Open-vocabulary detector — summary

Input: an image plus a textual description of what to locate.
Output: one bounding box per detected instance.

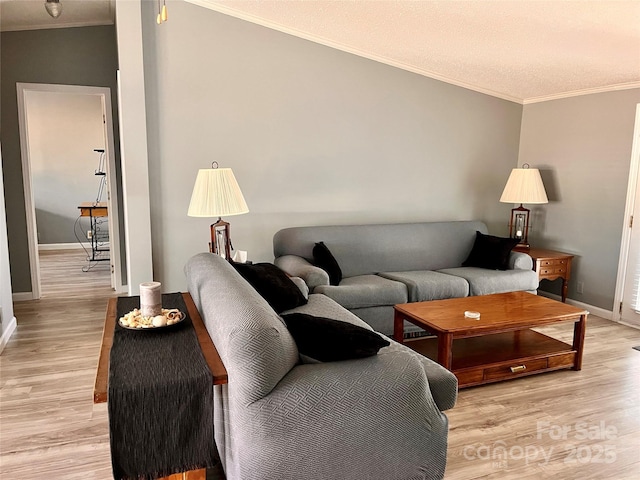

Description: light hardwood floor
[1,250,114,479]
[1,250,639,479]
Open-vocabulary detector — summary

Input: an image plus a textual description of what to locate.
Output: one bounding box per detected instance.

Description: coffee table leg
[437,333,453,370]
[572,314,587,371]
[393,310,404,343]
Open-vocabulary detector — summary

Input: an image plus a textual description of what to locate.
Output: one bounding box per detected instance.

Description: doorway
[16,83,123,299]
[615,103,640,328]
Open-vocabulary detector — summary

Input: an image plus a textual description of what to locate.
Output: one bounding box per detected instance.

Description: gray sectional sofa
[274,221,539,336]
[185,252,458,480]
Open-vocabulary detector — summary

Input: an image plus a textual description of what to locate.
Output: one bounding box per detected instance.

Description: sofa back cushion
[185,253,299,404]
[273,221,489,278]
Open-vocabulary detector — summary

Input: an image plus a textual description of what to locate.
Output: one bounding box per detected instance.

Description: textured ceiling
[1,0,638,103]
[190,0,640,103]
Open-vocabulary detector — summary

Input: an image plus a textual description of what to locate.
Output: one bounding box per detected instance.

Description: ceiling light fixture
[44,0,63,19]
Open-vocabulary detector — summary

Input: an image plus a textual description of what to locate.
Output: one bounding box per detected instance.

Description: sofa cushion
[281,313,390,362]
[232,262,307,313]
[378,270,469,302]
[283,293,374,331]
[314,274,408,309]
[462,231,519,270]
[313,241,342,286]
[438,267,539,296]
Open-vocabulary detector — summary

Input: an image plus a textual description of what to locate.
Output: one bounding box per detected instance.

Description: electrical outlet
[576,281,584,294]
[87,230,93,239]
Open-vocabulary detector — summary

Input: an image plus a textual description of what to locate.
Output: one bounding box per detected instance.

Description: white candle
[516,230,523,237]
[140,282,162,317]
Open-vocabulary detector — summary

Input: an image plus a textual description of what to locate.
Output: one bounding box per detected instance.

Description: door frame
[613,103,640,322]
[16,82,123,298]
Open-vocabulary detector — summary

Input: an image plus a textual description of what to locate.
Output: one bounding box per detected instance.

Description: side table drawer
[484,358,548,381]
[539,266,567,276]
[540,259,568,267]
[538,258,569,278]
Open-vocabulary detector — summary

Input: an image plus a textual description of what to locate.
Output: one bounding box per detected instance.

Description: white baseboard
[38,242,90,251]
[611,318,640,331]
[537,291,614,320]
[12,292,33,302]
[0,316,17,354]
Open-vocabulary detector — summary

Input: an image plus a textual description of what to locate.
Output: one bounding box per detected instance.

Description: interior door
[621,212,640,327]
[100,95,116,290]
[620,105,640,327]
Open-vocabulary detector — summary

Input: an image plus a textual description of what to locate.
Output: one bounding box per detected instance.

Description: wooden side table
[516,247,574,302]
[94,292,227,480]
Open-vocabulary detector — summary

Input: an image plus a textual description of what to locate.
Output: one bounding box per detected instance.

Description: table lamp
[187,162,249,260]
[499,163,548,248]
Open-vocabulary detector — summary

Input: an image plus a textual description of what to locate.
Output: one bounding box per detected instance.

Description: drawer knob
[510,365,527,373]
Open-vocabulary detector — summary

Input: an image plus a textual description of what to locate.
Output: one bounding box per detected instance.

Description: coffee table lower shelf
[407,329,577,388]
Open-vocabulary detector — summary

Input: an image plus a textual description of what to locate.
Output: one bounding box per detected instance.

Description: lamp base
[508,204,531,247]
[209,218,233,261]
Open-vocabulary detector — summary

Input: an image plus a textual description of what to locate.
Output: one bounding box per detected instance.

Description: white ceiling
[2,0,639,104]
[0,0,114,32]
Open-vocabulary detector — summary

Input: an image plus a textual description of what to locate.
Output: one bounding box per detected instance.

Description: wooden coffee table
[394,291,588,388]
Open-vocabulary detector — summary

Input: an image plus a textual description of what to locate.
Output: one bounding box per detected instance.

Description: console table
[94,292,227,480]
[516,247,574,302]
[78,201,109,262]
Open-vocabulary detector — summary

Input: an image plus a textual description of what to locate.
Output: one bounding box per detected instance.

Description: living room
[2,1,639,314]
[1,1,640,479]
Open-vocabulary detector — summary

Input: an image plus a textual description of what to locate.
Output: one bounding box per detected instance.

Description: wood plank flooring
[38,248,112,298]
[1,250,639,479]
[1,250,115,479]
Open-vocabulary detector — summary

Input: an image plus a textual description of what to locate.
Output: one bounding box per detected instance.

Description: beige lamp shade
[500,167,548,204]
[187,167,249,217]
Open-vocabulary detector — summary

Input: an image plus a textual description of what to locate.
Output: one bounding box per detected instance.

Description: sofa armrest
[378,336,458,411]
[508,251,533,270]
[274,255,329,289]
[242,351,450,479]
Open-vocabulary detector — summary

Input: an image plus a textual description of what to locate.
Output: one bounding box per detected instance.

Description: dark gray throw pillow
[232,262,307,313]
[462,231,519,270]
[281,313,390,362]
[313,241,342,286]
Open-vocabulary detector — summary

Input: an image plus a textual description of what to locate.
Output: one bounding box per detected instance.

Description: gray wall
[26,91,106,244]
[519,89,640,310]
[141,2,523,292]
[0,25,123,293]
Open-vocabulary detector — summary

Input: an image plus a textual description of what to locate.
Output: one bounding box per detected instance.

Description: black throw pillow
[462,231,519,270]
[281,313,390,362]
[232,262,307,313]
[313,241,342,286]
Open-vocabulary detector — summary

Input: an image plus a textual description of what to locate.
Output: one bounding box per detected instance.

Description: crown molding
[523,82,640,104]
[185,0,524,104]
[0,20,114,33]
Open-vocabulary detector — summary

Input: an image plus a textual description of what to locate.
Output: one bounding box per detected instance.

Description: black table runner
[108,293,218,480]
